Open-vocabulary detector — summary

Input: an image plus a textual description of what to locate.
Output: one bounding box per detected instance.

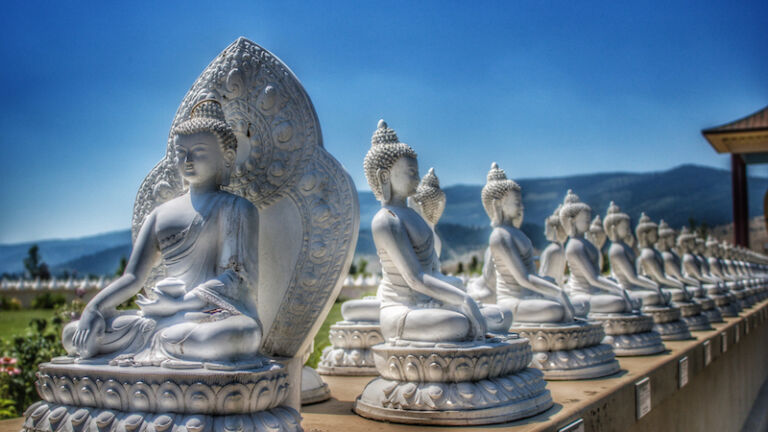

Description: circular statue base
[588,313,665,356]
[23,361,300,432]
[675,301,711,331]
[317,322,383,376]
[22,401,301,432]
[301,366,331,405]
[701,307,724,323]
[353,336,553,425]
[512,321,620,380]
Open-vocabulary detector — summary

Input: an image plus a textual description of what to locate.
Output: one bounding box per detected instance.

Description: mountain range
[2,164,766,275]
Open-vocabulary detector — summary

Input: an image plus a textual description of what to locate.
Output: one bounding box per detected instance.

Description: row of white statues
[323,119,767,425]
[21,39,768,431]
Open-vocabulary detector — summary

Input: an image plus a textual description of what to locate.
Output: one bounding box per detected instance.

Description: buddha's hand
[559,290,577,321]
[137,288,181,318]
[73,307,105,357]
[461,296,487,341]
[621,289,637,311]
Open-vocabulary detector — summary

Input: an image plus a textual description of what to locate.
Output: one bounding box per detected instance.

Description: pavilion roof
[702,105,768,154]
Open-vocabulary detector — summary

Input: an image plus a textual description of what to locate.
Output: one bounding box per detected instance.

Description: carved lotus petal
[128,381,156,412]
[184,415,208,432]
[54,375,77,405]
[70,408,90,426]
[404,355,422,381]
[100,379,127,411]
[456,382,475,400]
[95,410,116,428]
[254,410,282,430]
[29,404,49,421]
[36,374,55,402]
[216,383,250,414]
[77,377,98,407]
[157,382,183,413]
[124,414,145,432]
[153,414,175,432]
[48,406,68,425]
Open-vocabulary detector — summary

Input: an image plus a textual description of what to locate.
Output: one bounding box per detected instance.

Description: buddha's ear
[377,168,391,203]
[223,148,236,168]
[492,199,504,225]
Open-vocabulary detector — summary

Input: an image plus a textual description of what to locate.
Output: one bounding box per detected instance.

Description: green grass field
[0,309,56,341]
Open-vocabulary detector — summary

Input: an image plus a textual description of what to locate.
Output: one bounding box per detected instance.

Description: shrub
[0,296,21,311]
[31,292,66,309]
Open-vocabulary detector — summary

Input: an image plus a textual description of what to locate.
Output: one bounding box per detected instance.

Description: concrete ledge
[1,299,767,432]
[301,299,768,432]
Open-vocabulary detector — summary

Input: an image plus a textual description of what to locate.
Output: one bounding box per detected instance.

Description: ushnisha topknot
[546,204,563,229]
[676,226,696,247]
[363,119,418,201]
[589,215,603,233]
[481,162,522,221]
[635,212,658,237]
[602,201,630,234]
[658,219,674,238]
[559,189,590,221]
[412,167,446,225]
[172,99,238,153]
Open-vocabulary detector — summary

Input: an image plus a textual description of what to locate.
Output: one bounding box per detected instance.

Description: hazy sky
[1,1,766,243]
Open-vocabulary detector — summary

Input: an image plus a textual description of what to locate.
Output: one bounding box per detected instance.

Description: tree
[457,262,464,274]
[358,258,368,276]
[349,261,358,276]
[115,256,128,276]
[23,245,50,280]
[469,255,479,273]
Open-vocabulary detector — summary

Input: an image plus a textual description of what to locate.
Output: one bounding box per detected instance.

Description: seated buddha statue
[559,191,635,315]
[604,203,669,307]
[62,100,262,367]
[364,120,507,343]
[408,167,446,258]
[482,163,575,323]
[678,228,723,293]
[539,205,568,286]
[635,213,691,302]
[585,215,607,272]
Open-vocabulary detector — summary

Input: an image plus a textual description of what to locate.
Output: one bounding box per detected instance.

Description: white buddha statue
[560,191,664,356]
[539,205,568,286]
[63,100,263,367]
[605,204,690,340]
[560,194,635,316]
[635,214,710,332]
[604,204,668,307]
[408,167,446,257]
[585,215,607,272]
[677,228,740,317]
[354,121,552,425]
[363,120,507,342]
[479,166,618,380]
[482,163,575,323]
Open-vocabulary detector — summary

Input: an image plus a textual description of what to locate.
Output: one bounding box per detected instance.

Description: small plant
[31,292,67,309]
[0,296,21,311]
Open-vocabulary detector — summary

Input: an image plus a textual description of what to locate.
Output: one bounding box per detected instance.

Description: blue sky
[1,1,766,243]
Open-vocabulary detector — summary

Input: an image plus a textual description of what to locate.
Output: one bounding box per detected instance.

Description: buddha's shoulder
[371,207,408,231]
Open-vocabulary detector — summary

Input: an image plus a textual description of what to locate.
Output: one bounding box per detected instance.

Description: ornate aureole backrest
[131,38,359,358]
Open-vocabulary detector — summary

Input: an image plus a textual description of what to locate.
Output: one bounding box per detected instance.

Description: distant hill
[2,164,765,275]
[0,230,131,275]
[52,244,132,277]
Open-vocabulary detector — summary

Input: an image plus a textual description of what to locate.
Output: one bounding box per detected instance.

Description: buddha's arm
[572,244,626,296]
[645,258,684,288]
[666,257,701,286]
[611,250,658,290]
[372,213,466,305]
[89,212,161,313]
[490,232,561,299]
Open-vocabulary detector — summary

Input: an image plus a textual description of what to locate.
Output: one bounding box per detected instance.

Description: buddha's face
[388,156,420,199]
[174,132,228,187]
[573,209,591,235]
[501,190,524,227]
[545,219,557,241]
[615,219,630,240]
[646,228,658,245]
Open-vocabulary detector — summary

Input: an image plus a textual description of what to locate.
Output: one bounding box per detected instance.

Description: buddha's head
[559,189,591,237]
[676,227,696,253]
[172,99,237,189]
[705,235,719,257]
[545,205,567,243]
[410,168,446,226]
[602,201,631,243]
[364,120,418,204]
[586,215,607,249]
[657,220,674,251]
[482,162,523,227]
[635,213,659,248]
